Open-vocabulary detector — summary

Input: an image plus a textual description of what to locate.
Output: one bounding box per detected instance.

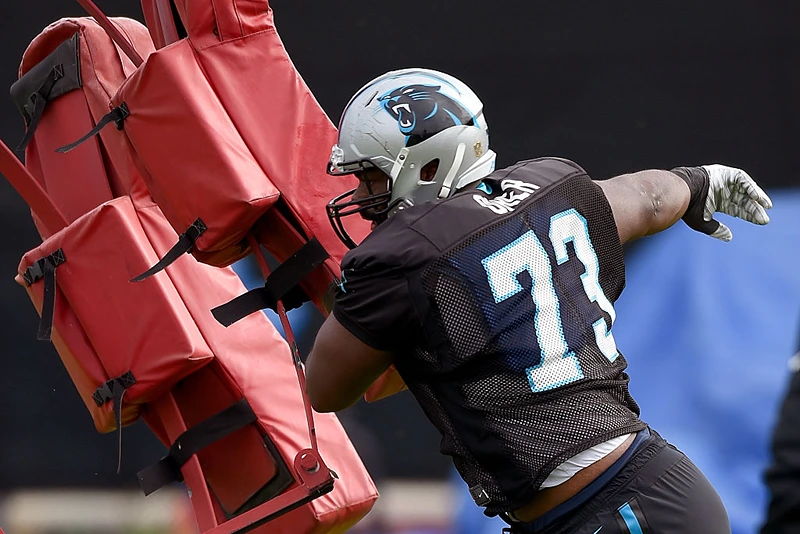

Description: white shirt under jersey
[540,433,633,488]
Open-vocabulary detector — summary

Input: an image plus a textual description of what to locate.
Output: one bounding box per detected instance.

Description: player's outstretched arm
[596,165,772,245]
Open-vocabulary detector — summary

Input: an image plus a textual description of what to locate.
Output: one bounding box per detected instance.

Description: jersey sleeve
[332,220,431,351]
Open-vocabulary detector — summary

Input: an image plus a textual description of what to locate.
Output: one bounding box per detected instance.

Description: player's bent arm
[306,314,395,413]
[595,170,690,245]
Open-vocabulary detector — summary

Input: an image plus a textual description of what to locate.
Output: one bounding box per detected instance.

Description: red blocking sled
[5,7,377,533]
[131,0,406,401]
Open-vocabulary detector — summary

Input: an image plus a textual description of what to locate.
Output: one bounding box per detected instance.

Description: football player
[306,68,772,533]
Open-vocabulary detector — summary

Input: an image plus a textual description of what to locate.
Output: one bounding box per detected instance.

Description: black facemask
[326,183,395,249]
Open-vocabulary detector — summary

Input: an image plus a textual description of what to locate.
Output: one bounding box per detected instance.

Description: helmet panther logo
[378,84,476,146]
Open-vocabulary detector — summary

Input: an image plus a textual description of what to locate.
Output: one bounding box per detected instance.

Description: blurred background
[0,1,798,533]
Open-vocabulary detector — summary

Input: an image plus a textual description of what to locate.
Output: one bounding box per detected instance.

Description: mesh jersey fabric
[333,157,645,514]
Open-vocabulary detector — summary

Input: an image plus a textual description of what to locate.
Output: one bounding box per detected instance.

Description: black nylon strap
[15,67,62,153]
[22,249,66,342]
[114,386,128,474]
[11,33,82,152]
[55,102,129,154]
[92,371,137,406]
[130,219,207,282]
[91,371,137,474]
[211,238,328,327]
[23,248,66,286]
[22,260,44,287]
[37,256,58,341]
[137,399,257,496]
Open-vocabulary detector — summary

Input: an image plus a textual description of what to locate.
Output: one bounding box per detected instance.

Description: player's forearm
[632,169,690,236]
[598,169,690,243]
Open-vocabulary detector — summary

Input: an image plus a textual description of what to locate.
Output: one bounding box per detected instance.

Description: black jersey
[333,157,645,514]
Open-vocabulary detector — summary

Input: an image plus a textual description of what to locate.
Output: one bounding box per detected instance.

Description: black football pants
[503,430,730,534]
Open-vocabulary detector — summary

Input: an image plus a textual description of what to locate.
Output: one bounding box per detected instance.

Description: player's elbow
[305,369,350,413]
[311,394,355,414]
[305,372,335,413]
[310,398,338,414]
[306,384,336,413]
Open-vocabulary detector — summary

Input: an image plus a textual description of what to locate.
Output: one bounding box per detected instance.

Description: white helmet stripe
[390,147,410,180]
[454,150,498,190]
[438,143,466,198]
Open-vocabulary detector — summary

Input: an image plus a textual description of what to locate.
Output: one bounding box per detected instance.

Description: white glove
[699,164,772,242]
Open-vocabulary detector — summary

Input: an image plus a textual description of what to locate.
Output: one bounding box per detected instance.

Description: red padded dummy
[7,13,378,533]
[114,0,369,292]
[131,0,404,399]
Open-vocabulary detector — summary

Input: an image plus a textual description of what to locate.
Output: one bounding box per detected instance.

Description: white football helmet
[327,68,497,248]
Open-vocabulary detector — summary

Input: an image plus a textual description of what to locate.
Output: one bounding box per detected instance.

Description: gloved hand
[672,164,773,241]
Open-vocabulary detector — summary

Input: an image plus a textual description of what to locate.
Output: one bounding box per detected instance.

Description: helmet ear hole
[421,159,440,182]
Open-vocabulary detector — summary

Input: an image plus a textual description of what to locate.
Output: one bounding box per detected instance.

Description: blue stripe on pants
[618,503,644,534]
